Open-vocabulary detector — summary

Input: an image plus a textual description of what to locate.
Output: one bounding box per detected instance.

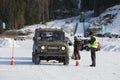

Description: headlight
[41,46,45,50]
[61,46,65,50]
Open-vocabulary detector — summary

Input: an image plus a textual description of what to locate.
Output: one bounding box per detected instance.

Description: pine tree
[24,0,36,25]
[0,0,3,33]
[15,0,25,29]
[7,0,16,29]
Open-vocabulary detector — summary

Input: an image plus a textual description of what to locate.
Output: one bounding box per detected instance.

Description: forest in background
[81,0,120,16]
[0,0,120,33]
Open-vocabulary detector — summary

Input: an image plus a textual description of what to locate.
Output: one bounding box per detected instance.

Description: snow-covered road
[0,39,120,80]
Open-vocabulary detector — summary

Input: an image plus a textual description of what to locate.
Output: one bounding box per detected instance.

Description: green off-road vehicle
[32,28,69,65]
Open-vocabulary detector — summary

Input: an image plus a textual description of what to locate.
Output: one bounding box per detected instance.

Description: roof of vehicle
[36,28,64,32]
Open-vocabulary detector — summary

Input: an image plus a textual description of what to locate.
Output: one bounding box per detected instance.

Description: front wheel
[34,54,40,65]
[63,56,69,65]
[32,52,35,62]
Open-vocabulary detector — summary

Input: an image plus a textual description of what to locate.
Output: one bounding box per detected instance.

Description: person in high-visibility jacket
[88,32,98,67]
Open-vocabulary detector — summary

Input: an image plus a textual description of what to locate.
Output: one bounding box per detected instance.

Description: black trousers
[90,48,96,65]
[74,50,80,60]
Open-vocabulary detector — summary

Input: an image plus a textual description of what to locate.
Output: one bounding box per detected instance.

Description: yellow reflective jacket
[88,36,98,48]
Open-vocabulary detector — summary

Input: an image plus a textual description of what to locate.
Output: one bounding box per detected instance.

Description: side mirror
[68,42,72,46]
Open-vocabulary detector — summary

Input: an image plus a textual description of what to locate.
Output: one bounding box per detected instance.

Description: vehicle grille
[47,46,60,52]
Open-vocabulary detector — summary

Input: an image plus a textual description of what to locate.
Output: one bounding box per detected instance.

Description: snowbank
[0,38,19,48]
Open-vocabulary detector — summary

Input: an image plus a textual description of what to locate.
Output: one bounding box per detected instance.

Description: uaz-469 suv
[32,28,69,65]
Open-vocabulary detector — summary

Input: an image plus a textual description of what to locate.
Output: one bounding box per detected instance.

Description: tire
[32,52,35,62]
[34,54,40,65]
[35,55,40,65]
[63,56,69,65]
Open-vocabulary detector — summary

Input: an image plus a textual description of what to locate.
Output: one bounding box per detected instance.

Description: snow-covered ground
[0,38,120,80]
[0,5,120,80]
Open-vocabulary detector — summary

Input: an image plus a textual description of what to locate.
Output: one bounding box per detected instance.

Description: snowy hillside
[88,5,120,34]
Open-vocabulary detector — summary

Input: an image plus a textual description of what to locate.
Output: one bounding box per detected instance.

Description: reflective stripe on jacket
[88,36,98,48]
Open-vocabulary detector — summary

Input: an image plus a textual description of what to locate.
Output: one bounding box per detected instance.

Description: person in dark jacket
[74,36,81,60]
[88,32,99,67]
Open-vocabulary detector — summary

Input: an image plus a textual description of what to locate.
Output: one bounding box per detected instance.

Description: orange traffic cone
[75,55,80,66]
[10,57,15,65]
[75,60,80,66]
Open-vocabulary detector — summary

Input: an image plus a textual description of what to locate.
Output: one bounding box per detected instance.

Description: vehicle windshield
[37,31,65,41]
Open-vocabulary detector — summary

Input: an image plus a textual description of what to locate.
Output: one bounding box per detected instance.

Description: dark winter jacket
[74,38,81,51]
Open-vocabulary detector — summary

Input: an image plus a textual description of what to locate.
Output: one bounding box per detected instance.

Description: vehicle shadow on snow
[0,57,33,65]
[0,57,65,66]
[0,57,90,67]
[36,61,66,66]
